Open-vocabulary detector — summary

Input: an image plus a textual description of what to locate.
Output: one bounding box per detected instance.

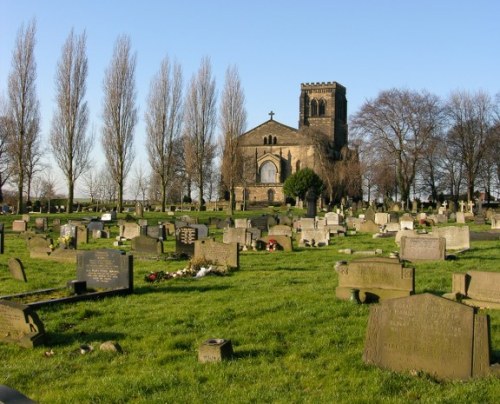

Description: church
[234,81,349,205]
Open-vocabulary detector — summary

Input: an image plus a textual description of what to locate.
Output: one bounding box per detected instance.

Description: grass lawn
[0,210,499,403]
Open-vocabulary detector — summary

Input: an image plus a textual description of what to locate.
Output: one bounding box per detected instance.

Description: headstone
[456,212,466,224]
[147,224,166,240]
[491,214,500,230]
[431,226,470,250]
[250,216,269,231]
[76,225,89,246]
[34,217,48,232]
[258,235,293,252]
[0,223,3,254]
[27,236,52,257]
[131,235,163,255]
[0,301,45,348]
[176,226,198,256]
[374,212,390,226]
[120,222,141,240]
[8,258,27,282]
[22,214,30,222]
[222,228,251,248]
[164,222,176,235]
[52,218,61,233]
[384,223,400,233]
[135,202,144,218]
[358,220,380,233]
[268,225,293,238]
[335,258,414,302]
[363,293,494,380]
[60,223,77,249]
[189,224,209,239]
[400,236,446,261]
[194,239,239,268]
[399,218,414,230]
[198,338,233,363]
[389,212,399,223]
[445,271,500,309]
[12,220,27,232]
[299,229,329,247]
[234,218,249,228]
[246,227,262,241]
[325,212,342,225]
[87,220,104,232]
[299,218,315,230]
[0,385,37,403]
[364,206,376,222]
[76,249,133,291]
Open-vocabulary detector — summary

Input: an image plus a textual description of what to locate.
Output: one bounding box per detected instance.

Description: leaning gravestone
[400,236,446,261]
[363,293,494,380]
[8,258,27,282]
[76,249,133,292]
[444,271,500,309]
[176,226,198,256]
[358,220,380,233]
[189,224,209,239]
[335,258,414,303]
[0,301,45,347]
[194,239,239,269]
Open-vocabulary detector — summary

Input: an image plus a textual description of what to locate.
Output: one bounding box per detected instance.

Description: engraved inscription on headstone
[175,226,198,256]
[76,249,133,291]
[131,235,163,255]
[363,293,493,380]
[400,236,445,261]
[194,239,239,268]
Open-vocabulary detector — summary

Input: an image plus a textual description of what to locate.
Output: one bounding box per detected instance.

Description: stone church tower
[299,82,348,152]
[234,82,350,207]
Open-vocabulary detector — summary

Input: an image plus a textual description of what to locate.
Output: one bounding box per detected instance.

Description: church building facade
[234,81,348,205]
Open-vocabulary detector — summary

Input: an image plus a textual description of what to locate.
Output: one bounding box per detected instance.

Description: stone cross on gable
[459,200,465,212]
[468,200,474,213]
[268,111,275,120]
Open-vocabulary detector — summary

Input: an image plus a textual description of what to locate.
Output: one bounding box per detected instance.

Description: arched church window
[260,161,277,183]
[268,135,272,144]
[267,189,275,202]
[273,136,277,144]
[264,137,267,145]
[311,99,318,116]
[319,99,326,116]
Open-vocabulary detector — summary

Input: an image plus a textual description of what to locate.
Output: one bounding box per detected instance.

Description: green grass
[0,211,499,403]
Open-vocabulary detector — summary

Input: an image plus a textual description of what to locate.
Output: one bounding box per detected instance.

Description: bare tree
[351,89,441,206]
[130,164,149,203]
[145,56,183,212]
[101,35,137,212]
[183,56,217,208]
[50,29,93,213]
[219,65,247,214]
[0,99,13,202]
[6,20,40,213]
[444,90,497,201]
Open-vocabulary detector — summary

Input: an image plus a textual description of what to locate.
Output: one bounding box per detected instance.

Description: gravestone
[358,220,380,233]
[491,214,500,230]
[268,225,293,238]
[259,235,293,252]
[164,222,176,236]
[250,216,270,231]
[278,215,292,226]
[222,228,252,248]
[22,214,30,222]
[147,224,166,240]
[0,385,37,403]
[445,271,500,309]
[131,235,163,255]
[189,224,209,239]
[8,258,27,282]
[120,222,141,240]
[60,223,77,248]
[374,213,390,226]
[12,220,27,232]
[76,249,133,292]
[364,206,376,222]
[76,225,89,246]
[400,236,446,261]
[135,202,144,218]
[234,218,249,228]
[87,220,104,233]
[194,239,239,268]
[179,215,197,224]
[335,258,414,303]
[431,226,470,250]
[52,218,61,233]
[325,212,342,225]
[198,339,233,363]
[456,212,466,224]
[299,218,315,230]
[399,218,414,230]
[34,217,48,232]
[27,236,52,257]
[0,301,45,348]
[299,229,329,247]
[0,223,3,254]
[363,293,494,380]
[176,226,198,256]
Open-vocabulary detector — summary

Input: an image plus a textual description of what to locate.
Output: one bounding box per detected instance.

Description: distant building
[234,81,351,205]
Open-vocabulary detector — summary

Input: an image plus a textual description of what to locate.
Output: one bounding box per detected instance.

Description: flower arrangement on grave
[266,239,278,252]
[144,258,229,283]
[58,235,74,249]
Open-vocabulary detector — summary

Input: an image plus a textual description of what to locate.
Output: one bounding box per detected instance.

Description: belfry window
[319,99,326,116]
[311,99,318,117]
[273,136,277,144]
[264,137,267,145]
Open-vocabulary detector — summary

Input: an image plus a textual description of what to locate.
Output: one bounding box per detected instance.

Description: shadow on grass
[420,289,447,296]
[133,284,231,295]
[46,330,125,347]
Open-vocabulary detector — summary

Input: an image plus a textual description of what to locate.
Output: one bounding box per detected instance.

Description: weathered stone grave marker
[222,228,251,249]
[431,225,470,250]
[131,235,163,256]
[444,271,500,309]
[335,257,414,303]
[0,300,45,348]
[12,220,27,232]
[198,338,233,363]
[363,293,495,380]
[400,236,446,261]
[8,258,27,282]
[194,239,239,269]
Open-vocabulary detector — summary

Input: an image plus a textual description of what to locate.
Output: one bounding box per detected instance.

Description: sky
[0,0,499,197]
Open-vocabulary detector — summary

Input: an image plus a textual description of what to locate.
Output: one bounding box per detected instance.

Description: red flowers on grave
[267,239,278,252]
[145,271,166,283]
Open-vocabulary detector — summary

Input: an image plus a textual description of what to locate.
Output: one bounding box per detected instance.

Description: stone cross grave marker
[76,249,133,292]
[8,257,27,282]
[0,301,46,348]
[363,293,493,380]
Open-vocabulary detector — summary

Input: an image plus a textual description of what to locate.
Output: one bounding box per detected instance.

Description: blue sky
[0,0,499,195]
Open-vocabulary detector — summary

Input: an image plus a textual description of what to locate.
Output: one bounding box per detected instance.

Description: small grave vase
[349,289,361,304]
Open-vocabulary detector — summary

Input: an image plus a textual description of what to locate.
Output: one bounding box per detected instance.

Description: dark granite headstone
[87,220,104,232]
[0,301,45,348]
[76,249,133,291]
[176,226,198,256]
[8,258,27,282]
[363,293,493,380]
